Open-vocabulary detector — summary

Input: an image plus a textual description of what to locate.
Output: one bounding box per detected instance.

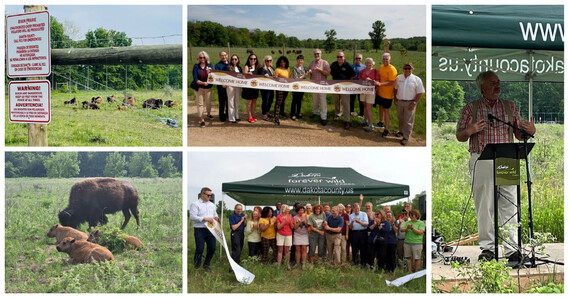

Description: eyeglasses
[404,67,412,70]
[337,56,344,58]
[231,58,238,61]
[355,58,362,60]
[249,58,257,60]
[202,193,212,198]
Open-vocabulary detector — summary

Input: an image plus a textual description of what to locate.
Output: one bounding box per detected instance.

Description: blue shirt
[229,212,245,231]
[215,61,229,71]
[327,215,344,234]
[352,62,366,79]
[189,198,218,228]
[349,212,369,231]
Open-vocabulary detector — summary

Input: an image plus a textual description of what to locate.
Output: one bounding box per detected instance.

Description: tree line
[7,16,183,92]
[188,20,425,53]
[432,81,564,123]
[5,152,182,179]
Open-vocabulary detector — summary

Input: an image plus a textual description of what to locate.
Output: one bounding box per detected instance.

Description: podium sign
[495,158,520,186]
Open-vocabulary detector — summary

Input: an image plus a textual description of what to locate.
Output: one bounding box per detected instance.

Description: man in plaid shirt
[456,71,536,263]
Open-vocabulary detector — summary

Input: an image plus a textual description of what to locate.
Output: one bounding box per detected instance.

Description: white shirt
[394,73,425,100]
[189,198,218,228]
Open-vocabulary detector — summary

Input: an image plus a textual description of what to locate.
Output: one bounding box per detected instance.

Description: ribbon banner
[208,70,375,95]
[206,220,255,284]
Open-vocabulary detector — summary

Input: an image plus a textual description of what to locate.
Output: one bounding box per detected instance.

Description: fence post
[25,5,48,146]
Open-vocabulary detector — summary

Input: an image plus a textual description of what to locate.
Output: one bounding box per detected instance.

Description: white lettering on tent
[519,22,564,42]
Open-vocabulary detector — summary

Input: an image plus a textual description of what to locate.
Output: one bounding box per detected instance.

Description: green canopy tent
[432,5,564,118]
[221,165,409,209]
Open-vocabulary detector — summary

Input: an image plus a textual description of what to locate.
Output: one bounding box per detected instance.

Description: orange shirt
[377,64,397,99]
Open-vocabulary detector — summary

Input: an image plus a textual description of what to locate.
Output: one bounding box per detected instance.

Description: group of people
[190,49,425,145]
[190,187,425,273]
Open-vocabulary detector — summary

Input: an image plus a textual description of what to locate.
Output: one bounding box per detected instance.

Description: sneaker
[321,119,327,126]
[291,116,297,121]
[350,112,358,116]
[199,121,206,128]
[287,264,291,271]
[207,115,214,120]
[478,249,495,262]
[236,118,241,122]
[401,139,408,146]
[359,120,368,126]
[382,129,389,138]
[298,114,303,119]
[364,125,374,132]
[344,122,351,130]
[230,121,237,124]
[377,121,384,128]
[396,131,404,137]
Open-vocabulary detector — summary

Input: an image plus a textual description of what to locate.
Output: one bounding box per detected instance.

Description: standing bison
[58,178,140,230]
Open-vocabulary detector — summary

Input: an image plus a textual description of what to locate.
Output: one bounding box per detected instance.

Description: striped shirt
[457,97,521,153]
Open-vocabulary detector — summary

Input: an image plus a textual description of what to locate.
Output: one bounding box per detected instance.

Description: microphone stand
[488,114,562,268]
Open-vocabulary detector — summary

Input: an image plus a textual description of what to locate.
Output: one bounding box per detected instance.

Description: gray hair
[476,71,496,92]
[364,57,375,66]
[382,52,391,58]
[196,51,210,64]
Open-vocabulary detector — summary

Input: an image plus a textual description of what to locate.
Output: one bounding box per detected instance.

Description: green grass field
[5,177,183,293]
[188,47,426,138]
[187,219,426,293]
[5,89,183,147]
[432,123,564,243]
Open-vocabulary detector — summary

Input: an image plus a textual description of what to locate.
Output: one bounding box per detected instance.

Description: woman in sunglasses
[258,56,275,122]
[242,53,260,123]
[226,54,242,123]
[190,51,214,128]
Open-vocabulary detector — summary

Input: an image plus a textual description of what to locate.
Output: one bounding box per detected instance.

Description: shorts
[404,242,422,260]
[360,93,375,104]
[375,95,393,108]
[276,233,293,246]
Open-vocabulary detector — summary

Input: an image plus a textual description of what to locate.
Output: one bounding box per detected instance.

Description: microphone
[488,112,494,127]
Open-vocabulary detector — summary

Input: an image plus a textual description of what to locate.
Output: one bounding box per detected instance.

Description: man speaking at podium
[455,71,536,262]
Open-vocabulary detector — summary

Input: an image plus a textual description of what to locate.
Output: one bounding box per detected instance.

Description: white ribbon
[385,269,426,287]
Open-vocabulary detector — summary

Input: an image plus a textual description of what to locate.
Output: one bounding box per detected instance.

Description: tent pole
[221,192,225,261]
[528,51,534,121]
[318,196,321,205]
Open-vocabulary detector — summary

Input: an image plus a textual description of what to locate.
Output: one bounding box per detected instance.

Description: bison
[64,97,76,105]
[117,105,126,111]
[56,236,114,263]
[91,96,103,104]
[123,96,136,106]
[58,178,140,230]
[142,98,164,109]
[88,229,143,250]
[47,224,88,244]
[164,100,178,108]
[107,95,116,103]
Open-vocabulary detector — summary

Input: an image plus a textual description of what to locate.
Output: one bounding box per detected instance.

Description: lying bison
[88,229,143,250]
[47,224,88,244]
[58,178,140,230]
[57,236,114,263]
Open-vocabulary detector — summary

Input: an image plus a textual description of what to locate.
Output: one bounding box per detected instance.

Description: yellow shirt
[259,217,276,239]
[274,67,291,78]
[377,64,397,99]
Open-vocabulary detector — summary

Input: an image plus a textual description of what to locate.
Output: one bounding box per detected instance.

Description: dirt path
[187,102,426,147]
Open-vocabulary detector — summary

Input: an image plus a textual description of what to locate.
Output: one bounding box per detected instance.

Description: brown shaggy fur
[88,229,143,250]
[123,96,136,106]
[47,224,88,244]
[56,236,114,263]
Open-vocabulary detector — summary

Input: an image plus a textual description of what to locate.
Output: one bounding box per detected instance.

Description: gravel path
[187,103,426,147]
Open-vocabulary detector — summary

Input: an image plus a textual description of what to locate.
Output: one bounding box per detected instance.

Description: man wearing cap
[394,62,425,145]
[308,49,331,126]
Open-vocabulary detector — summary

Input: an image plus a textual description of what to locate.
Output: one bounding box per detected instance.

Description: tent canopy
[432,5,564,82]
[222,166,410,206]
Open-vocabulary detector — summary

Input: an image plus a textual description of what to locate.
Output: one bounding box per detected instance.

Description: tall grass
[432,123,564,243]
[5,177,183,293]
[5,89,183,147]
[188,47,426,139]
[187,220,426,293]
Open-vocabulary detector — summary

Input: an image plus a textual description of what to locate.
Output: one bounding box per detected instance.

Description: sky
[5,5,182,45]
[187,148,428,211]
[188,5,426,40]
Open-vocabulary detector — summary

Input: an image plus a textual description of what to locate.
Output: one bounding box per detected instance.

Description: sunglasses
[202,193,212,197]
[199,57,205,59]
[249,58,257,60]
[266,60,272,62]
[355,58,362,60]
[231,58,238,61]
[404,68,412,70]
[337,56,344,58]
[314,53,320,56]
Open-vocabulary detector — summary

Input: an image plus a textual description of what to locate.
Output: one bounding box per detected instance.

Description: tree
[140,165,158,178]
[157,155,179,178]
[264,30,277,47]
[324,29,337,53]
[432,81,465,122]
[103,152,128,177]
[85,27,132,48]
[50,16,69,49]
[128,152,154,177]
[369,20,386,53]
[44,152,80,178]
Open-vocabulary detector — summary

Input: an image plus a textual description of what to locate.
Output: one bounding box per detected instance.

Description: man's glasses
[404,67,412,70]
[337,56,344,58]
[202,193,212,198]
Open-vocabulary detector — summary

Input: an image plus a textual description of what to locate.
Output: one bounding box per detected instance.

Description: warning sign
[9,80,51,124]
[6,11,51,77]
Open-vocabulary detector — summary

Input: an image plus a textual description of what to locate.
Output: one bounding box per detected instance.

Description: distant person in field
[358,57,380,132]
[401,209,425,272]
[351,53,366,118]
[190,51,214,128]
[273,56,291,125]
[215,51,229,122]
[258,56,275,122]
[330,51,356,130]
[229,204,247,264]
[456,70,535,263]
[226,54,243,123]
[376,52,397,137]
[245,209,262,257]
[394,62,425,146]
[276,204,294,270]
[291,54,308,121]
[259,206,277,263]
[293,205,309,269]
[242,53,260,123]
[307,49,331,126]
[189,187,219,271]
